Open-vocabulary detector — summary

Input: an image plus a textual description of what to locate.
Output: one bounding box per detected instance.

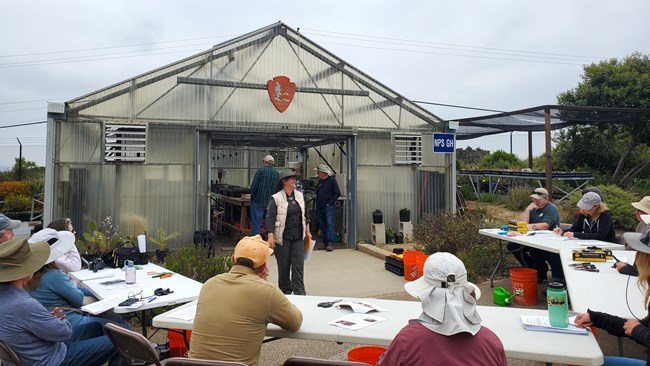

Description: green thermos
[547,282,568,328]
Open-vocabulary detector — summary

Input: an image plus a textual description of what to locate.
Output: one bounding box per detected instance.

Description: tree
[456,146,491,169]
[557,52,650,186]
[478,150,524,170]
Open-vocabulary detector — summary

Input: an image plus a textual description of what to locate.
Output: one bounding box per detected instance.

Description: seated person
[189,235,303,366]
[615,197,650,276]
[0,214,21,244]
[25,229,131,330]
[507,187,560,283]
[47,218,83,272]
[0,238,119,366]
[553,192,617,243]
[377,252,507,365]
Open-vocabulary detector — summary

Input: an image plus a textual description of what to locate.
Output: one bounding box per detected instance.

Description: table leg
[241,205,247,234]
[490,239,504,288]
[618,336,624,356]
[141,310,148,338]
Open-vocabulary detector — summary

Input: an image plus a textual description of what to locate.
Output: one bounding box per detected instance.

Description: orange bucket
[403,251,425,281]
[347,346,387,366]
[416,254,429,279]
[510,268,538,305]
[168,329,192,357]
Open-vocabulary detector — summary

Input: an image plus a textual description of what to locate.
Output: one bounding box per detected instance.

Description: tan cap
[233,235,274,268]
[530,187,548,200]
[263,155,275,164]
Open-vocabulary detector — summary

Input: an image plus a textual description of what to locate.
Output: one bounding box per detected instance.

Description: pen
[147,297,156,303]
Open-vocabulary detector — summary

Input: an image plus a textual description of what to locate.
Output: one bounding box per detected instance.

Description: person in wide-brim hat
[0,238,50,282]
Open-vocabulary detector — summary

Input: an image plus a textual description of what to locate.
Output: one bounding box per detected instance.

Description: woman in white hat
[575,225,650,365]
[553,191,617,243]
[25,229,131,331]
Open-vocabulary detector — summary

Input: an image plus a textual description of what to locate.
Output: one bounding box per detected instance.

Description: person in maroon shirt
[377,252,507,366]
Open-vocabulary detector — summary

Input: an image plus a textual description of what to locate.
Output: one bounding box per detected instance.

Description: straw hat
[632,196,650,214]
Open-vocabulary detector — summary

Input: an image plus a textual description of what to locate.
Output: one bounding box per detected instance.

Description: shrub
[163,246,233,283]
[0,181,28,199]
[2,194,31,212]
[506,186,533,211]
[478,192,498,203]
[412,212,502,280]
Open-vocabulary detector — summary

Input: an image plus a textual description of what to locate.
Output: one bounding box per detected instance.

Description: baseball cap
[403,252,482,336]
[233,235,273,268]
[28,228,76,264]
[0,214,22,231]
[530,188,548,200]
[263,155,275,164]
[314,164,333,176]
[577,191,602,211]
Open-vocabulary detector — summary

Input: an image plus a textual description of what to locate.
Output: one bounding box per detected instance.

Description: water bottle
[125,260,136,284]
[547,282,568,328]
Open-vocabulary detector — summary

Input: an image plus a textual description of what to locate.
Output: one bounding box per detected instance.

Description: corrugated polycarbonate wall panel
[57,121,103,163]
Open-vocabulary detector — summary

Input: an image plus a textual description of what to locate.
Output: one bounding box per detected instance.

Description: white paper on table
[520,315,588,335]
[81,296,123,315]
[336,300,387,314]
[304,239,316,261]
[137,234,147,253]
[72,269,120,281]
[166,304,198,321]
[329,313,386,330]
[106,282,142,290]
[548,236,570,241]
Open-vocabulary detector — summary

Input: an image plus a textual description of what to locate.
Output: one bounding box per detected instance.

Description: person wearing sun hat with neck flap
[0,238,119,366]
[377,252,507,366]
[189,235,302,366]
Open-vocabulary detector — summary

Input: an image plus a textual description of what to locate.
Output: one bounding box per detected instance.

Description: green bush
[506,186,533,211]
[164,246,233,283]
[458,183,477,201]
[565,185,640,230]
[413,212,501,280]
[2,194,31,212]
[478,192,498,203]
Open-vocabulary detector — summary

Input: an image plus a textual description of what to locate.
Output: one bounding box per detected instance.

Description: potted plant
[385,226,395,244]
[395,231,404,244]
[148,228,180,263]
[399,207,411,222]
[76,217,124,267]
[372,209,383,224]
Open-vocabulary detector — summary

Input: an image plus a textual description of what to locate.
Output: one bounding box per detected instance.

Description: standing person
[506,187,561,283]
[314,163,340,252]
[0,214,21,244]
[266,169,311,295]
[553,191,617,243]
[47,218,82,272]
[250,154,279,236]
[377,252,507,366]
[189,235,302,366]
[574,224,650,365]
[0,238,119,366]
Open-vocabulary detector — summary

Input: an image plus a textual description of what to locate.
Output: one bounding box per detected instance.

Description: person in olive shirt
[189,235,302,366]
[507,187,560,283]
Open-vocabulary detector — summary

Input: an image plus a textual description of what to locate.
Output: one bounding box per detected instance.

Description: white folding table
[70,262,203,337]
[153,295,604,365]
[479,228,624,287]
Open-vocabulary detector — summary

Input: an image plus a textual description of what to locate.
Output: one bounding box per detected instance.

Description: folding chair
[103,323,167,366]
[283,357,370,366]
[164,357,246,365]
[0,340,21,366]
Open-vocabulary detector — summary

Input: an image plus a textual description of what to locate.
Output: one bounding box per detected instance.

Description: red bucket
[348,346,387,366]
[416,254,429,279]
[168,329,191,357]
[403,251,425,281]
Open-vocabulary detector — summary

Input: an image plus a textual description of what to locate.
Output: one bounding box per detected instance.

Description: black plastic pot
[399,210,410,222]
[395,233,404,244]
[372,211,383,224]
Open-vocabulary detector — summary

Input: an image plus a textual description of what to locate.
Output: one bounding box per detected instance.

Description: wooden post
[544,107,552,198]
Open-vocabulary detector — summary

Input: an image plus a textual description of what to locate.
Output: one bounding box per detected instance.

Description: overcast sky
[1,0,649,167]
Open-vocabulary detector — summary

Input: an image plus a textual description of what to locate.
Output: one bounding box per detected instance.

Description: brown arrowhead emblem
[267,76,296,113]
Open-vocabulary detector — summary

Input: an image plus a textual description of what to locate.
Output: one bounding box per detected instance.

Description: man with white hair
[377,252,507,365]
[0,214,21,244]
[314,164,340,252]
[250,154,279,235]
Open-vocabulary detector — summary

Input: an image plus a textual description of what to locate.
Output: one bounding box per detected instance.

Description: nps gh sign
[433,133,455,153]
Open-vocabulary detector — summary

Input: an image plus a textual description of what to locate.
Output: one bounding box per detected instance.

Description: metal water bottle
[125,260,136,284]
[547,282,568,328]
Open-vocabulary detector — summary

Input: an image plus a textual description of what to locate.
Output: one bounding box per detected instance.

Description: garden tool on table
[493,287,521,306]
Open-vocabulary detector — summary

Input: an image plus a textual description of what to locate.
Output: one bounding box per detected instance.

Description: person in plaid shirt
[250,155,279,235]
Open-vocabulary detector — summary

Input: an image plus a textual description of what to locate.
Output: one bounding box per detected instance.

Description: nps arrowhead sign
[433,133,455,153]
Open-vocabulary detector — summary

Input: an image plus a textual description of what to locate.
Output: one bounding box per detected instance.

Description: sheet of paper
[106,282,142,290]
[81,296,123,315]
[336,300,387,314]
[71,269,120,281]
[166,304,197,321]
[520,315,588,335]
[329,313,386,330]
[304,239,316,261]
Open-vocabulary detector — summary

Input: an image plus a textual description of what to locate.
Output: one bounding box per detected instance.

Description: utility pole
[16,137,23,181]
